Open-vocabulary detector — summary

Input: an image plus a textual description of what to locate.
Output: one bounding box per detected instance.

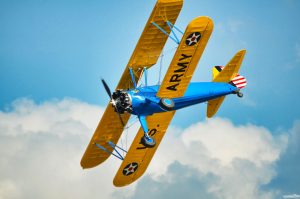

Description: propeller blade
[101,79,125,127]
[101,79,112,100]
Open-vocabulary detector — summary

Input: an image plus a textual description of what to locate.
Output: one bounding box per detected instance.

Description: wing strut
[129,68,137,89]
[151,21,183,44]
[143,67,148,87]
[95,141,127,161]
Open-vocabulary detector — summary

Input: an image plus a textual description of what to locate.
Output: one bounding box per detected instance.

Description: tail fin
[213,66,247,89]
[207,49,246,118]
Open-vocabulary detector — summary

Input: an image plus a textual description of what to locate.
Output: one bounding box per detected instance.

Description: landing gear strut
[234,89,243,98]
[237,91,243,98]
[139,115,156,148]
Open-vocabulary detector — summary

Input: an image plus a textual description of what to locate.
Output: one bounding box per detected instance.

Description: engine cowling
[112,90,132,113]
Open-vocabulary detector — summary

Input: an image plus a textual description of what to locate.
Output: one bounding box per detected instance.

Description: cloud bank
[0,98,297,199]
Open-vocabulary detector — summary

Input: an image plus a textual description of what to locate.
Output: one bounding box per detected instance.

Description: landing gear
[237,91,243,98]
[233,89,243,98]
[139,115,156,148]
[141,135,156,148]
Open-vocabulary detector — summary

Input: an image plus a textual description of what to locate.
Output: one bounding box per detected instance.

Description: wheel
[141,136,156,148]
[237,92,243,98]
[159,98,174,110]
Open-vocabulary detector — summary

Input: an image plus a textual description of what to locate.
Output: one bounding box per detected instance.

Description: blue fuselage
[127,82,237,116]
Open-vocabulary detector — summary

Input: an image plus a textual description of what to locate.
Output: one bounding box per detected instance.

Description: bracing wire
[121,116,139,151]
[125,128,128,151]
[124,116,139,129]
[158,53,163,84]
[120,134,124,156]
[157,45,178,85]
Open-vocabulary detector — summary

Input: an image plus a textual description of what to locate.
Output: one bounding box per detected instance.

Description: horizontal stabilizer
[207,96,225,118]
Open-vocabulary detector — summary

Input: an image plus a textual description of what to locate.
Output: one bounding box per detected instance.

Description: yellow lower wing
[113,111,175,187]
[81,105,130,169]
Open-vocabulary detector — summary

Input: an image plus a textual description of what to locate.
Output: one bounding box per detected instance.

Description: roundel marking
[185,32,201,46]
[122,162,138,176]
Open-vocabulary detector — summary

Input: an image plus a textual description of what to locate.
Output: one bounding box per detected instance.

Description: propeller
[101,79,112,100]
[101,79,125,126]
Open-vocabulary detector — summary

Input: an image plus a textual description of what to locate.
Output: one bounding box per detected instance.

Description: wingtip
[113,179,126,187]
[239,49,247,54]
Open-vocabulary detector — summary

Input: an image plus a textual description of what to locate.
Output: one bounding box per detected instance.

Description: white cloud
[0,98,133,199]
[283,194,300,199]
[141,118,288,199]
[0,180,20,199]
[0,98,293,199]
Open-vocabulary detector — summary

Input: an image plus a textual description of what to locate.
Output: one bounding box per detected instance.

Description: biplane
[81,0,247,187]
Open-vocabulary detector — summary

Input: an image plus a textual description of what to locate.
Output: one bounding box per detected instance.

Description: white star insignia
[186,32,201,46]
[123,163,138,176]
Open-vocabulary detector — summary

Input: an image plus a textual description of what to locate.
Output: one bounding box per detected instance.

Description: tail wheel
[237,92,243,98]
[159,98,174,110]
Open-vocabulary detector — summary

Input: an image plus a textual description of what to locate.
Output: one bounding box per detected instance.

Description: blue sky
[1,0,300,130]
[1,0,300,198]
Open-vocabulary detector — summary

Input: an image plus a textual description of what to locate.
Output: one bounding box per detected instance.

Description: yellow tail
[207,49,246,118]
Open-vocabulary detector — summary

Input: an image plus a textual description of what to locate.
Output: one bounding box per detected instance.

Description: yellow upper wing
[117,0,183,89]
[113,111,175,187]
[157,16,214,98]
[80,0,183,169]
[113,16,214,187]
